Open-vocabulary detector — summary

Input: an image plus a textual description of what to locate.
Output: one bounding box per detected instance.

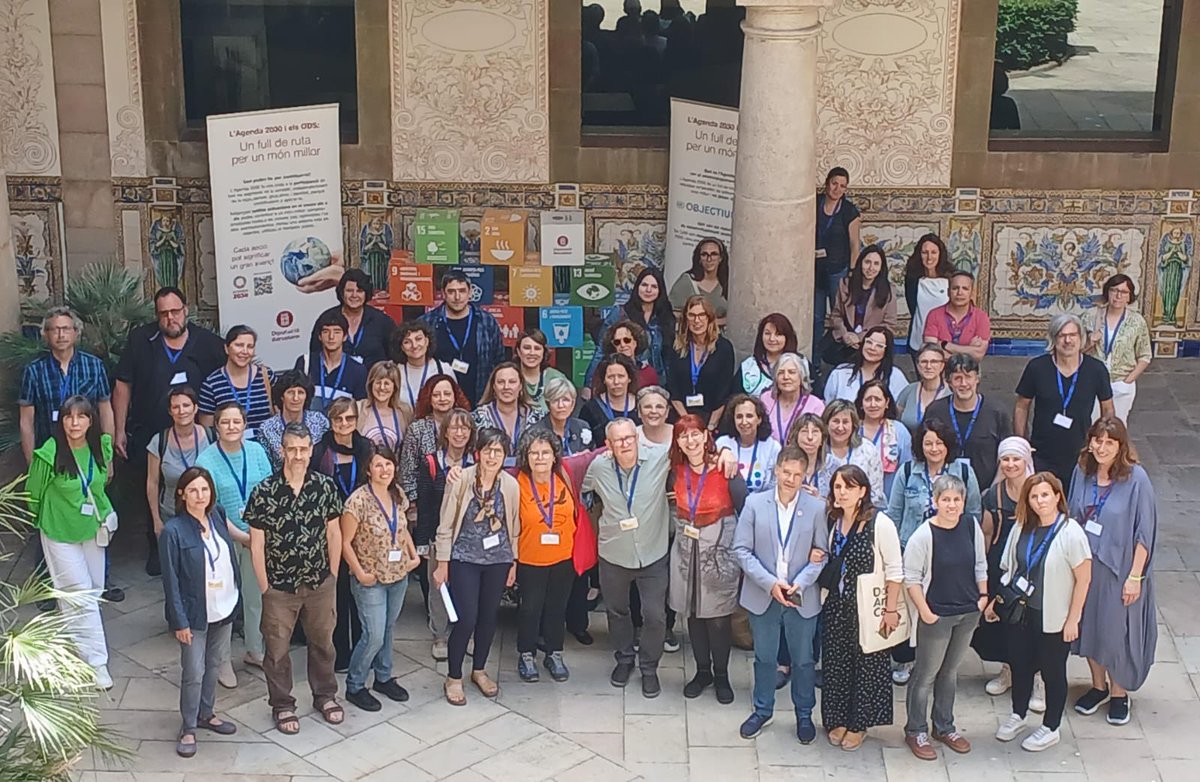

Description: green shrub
[996,0,1079,71]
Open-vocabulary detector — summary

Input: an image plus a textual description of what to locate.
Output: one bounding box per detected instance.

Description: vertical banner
[665,98,739,284]
[207,104,342,369]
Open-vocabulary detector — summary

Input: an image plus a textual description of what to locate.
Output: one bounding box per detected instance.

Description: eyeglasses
[687,312,708,321]
[156,307,185,318]
[610,435,637,445]
[335,414,358,422]
[446,423,471,432]
[917,359,944,368]
[44,326,76,334]
[699,252,721,259]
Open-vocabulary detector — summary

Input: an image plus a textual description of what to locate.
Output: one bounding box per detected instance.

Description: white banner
[207,104,342,369]
[665,98,738,283]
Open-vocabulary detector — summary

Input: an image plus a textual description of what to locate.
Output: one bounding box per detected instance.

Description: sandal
[176,732,197,758]
[273,710,301,735]
[471,671,499,698]
[317,699,345,725]
[444,678,467,707]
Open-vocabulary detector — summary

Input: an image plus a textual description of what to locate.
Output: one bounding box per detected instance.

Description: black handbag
[992,580,1028,625]
[817,516,870,592]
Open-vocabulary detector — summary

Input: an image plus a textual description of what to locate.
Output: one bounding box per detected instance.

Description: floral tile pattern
[0,0,60,175]
[861,222,940,318]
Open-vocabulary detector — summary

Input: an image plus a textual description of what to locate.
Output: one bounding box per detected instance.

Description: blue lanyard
[1056,366,1079,413]
[773,395,804,443]
[614,462,641,514]
[347,320,365,350]
[172,426,200,469]
[437,449,471,474]
[817,196,842,242]
[532,473,557,530]
[1103,311,1125,357]
[950,396,982,448]
[57,358,75,405]
[921,464,946,515]
[445,309,474,356]
[370,486,400,545]
[945,307,973,343]
[372,406,401,448]
[335,458,358,496]
[217,445,249,504]
[76,451,96,493]
[404,362,429,409]
[490,403,523,449]
[684,465,709,523]
[600,393,630,421]
[1024,514,1064,573]
[1089,480,1114,522]
[737,439,760,489]
[163,341,183,365]
[775,495,799,554]
[561,429,574,457]
[201,524,222,571]
[319,356,347,402]
[689,342,708,391]
[224,367,254,414]
[861,422,884,449]
[917,384,943,422]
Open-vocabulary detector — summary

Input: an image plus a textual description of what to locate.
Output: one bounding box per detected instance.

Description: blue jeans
[178,620,232,735]
[347,577,409,692]
[748,602,819,719]
[813,267,847,359]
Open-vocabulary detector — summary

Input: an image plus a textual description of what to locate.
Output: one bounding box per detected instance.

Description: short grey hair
[932,473,966,501]
[1047,312,1085,350]
[604,416,637,443]
[636,385,669,406]
[775,352,811,393]
[281,422,313,444]
[543,375,577,405]
[43,306,82,334]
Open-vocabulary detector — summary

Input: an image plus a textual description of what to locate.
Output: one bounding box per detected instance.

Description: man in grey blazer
[733,446,829,744]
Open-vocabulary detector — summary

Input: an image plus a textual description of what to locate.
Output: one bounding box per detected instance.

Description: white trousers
[1092,379,1136,424]
[40,532,109,667]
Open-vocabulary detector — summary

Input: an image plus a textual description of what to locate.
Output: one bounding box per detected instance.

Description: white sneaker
[93,664,114,691]
[892,662,912,685]
[995,713,1026,742]
[1020,726,1060,752]
[985,665,1011,696]
[1029,674,1046,713]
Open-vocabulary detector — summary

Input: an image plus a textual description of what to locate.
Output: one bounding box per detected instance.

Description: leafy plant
[0,476,131,781]
[996,0,1079,71]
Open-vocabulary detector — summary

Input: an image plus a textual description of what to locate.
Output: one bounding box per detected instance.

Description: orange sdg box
[387,250,434,306]
[508,264,554,307]
[480,208,529,265]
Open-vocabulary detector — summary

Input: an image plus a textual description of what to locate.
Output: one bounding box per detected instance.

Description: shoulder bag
[993,519,1063,625]
[856,514,912,654]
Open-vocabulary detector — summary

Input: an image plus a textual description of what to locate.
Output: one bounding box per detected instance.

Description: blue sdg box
[450,264,494,305]
[539,306,584,348]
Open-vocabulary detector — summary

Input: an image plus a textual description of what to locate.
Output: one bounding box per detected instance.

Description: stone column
[727,0,831,355]
[0,165,21,334]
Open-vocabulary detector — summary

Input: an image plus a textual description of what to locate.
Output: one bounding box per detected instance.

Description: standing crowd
[20,186,1158,759]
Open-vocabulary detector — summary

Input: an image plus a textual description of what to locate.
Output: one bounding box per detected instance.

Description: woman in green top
[514,329,568,412]
[27,395,116,690]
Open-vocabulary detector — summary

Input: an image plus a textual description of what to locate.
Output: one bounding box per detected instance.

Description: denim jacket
[886,460,981,548]
[159,506,242,632]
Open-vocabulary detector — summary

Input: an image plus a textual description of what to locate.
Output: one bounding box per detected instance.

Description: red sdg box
[482,304,525,347]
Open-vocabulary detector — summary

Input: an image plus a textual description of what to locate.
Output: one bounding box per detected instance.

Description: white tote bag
[856,518,911,654]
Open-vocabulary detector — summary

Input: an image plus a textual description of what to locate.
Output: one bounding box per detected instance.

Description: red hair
[412,373,470,420]
[669,414,716,467]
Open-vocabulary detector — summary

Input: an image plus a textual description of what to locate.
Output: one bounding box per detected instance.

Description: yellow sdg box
[413,208,460,265]
[509,263,554,307]
[481,208,528,265]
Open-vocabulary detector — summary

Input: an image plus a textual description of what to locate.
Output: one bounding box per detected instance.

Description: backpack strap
[426,453,438,480]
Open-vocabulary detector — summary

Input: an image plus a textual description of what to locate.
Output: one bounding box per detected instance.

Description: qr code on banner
[253,275,273,296]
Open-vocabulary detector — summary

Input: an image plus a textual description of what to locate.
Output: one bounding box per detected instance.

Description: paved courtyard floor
[13,356,1198,781]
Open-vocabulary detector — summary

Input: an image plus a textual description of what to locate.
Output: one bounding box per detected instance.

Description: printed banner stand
[207,103,342,369]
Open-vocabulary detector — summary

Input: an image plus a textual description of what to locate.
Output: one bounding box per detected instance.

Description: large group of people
[19,204,1160,761]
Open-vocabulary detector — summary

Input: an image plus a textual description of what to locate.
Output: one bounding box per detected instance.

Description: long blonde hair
[674,294,719,353]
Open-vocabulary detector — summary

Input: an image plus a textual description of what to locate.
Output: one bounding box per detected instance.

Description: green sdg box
[569,262,616,307]
[572,336,596,388]
[413,209,460,264]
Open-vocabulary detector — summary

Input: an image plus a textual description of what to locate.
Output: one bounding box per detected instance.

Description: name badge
[388,550,404,562]
[245,427,256,441]
[1015,576,1035,597]
[451,359,470,374]
[80,503,95,516]
[685,394,705,408]
[540,532,560,546]
[416,544,430,557]
[482,533,501,550]
[619,516,639,532]
[170,371,188,385]
[683,524,700,540]
[51,411,59,422]
[815,248,828,259]
[207,579,224,591]
[1053,413,1073,429]
[854,325,863,334]
[1084,519,1103,536]
[350,355,364,364]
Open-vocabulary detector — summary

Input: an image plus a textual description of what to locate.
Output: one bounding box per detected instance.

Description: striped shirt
[199,366,276,431]
[19,351,111,447]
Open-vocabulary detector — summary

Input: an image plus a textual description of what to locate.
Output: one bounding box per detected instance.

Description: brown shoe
[906,732,937,760]
[827,726,847,746]
[933,730,971,754]
[470,670,499,698]
[840,730,865,751]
